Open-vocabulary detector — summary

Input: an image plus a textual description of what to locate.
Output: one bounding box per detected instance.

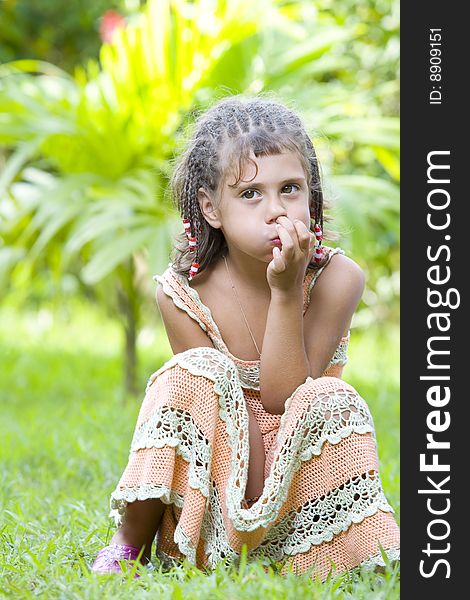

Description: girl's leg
[245,403,265,501]
[110,498,166,561]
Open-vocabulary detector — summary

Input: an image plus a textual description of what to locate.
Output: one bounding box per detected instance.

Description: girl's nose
[265,197,288,222]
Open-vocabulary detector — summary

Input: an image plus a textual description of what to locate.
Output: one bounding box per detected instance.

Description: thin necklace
[223,254,262,359]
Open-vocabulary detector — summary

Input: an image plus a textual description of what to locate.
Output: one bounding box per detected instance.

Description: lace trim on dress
[173,521,198,565]
[129,405,213,497]
[136,348,377,534]
[330,333,350,366]
[249,470,393,560]
[154,541,401,577]
[109,483,184,526]
[201,482,240,566]
[110,473,396,571]
[355,545,400,572]
[230,363,262,391]
[154,269,263,386]
[153,271,211,337]
[279,376,377,458]
[200,470,395,567]
[109,482,198,564]
[154,263,225,342]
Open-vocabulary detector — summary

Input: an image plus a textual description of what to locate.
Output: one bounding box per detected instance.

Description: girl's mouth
[270,238,282,247]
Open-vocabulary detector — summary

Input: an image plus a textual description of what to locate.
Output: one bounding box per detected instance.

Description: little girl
[91,95,400,581]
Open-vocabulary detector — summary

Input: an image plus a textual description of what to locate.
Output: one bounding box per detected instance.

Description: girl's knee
[178,346,229,360]
[150,347,235,382]
[301,375,356,396]
[299,376,371,418]
[151,347,239,403]
[176,346,237,373]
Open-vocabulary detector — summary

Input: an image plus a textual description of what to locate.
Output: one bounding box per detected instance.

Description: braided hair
[170,93,333,278]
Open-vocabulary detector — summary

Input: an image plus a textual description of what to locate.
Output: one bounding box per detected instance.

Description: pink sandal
[91,543,150,577]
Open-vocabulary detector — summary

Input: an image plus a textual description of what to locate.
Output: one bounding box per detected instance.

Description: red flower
[99,10,126,44]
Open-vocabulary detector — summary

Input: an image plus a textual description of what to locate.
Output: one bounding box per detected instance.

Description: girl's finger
[277,218,298,247]
[273,246,285,271]
[293,219,311,252]
[275,223,294,257]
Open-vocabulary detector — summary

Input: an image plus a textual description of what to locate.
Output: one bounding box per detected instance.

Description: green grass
[0,298,399,598]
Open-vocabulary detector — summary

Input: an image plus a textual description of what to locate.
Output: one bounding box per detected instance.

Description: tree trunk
[117,258,140,398]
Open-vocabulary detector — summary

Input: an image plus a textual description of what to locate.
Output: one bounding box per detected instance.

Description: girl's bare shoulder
[312,253,365,305]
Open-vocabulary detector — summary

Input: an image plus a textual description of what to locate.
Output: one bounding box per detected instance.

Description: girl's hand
[266,216,316,293]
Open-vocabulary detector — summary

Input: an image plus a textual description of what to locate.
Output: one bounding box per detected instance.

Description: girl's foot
[91,543,150,577]
[91,498,164,576]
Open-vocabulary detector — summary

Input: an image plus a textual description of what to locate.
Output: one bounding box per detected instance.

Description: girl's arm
[259,254,364,415]
[303,254,364,378]
[260,286,309,414]
[156,283,214,355]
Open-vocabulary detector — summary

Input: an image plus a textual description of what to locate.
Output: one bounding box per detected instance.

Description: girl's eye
[282,184,300,194]
[241,184,300,200]
[241,189,261,200]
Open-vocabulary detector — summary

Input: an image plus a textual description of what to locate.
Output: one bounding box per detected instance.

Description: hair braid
[224,106,242,138]
[236,105,251,133]
[246,102,262,127]
[305,136,324,232]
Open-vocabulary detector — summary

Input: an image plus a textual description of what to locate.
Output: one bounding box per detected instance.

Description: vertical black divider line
[402,1,467,597]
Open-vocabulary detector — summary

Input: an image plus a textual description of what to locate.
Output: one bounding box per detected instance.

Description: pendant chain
[223,255,262,359]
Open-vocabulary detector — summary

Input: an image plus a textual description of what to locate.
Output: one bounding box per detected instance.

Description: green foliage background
[0,0,141,71]
[0,0,399,594]
[0,0,399,390]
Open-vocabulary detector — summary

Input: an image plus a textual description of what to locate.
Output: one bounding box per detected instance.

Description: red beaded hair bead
[183,218,200,280]
[183,218,191,237]
[188,235,197,252]
[188,262,200,281]
[313,224,323,241]
[314,245,323,263]
[310,220,323,263]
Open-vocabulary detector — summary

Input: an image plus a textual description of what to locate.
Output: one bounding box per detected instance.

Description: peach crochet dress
[108,246,400,580]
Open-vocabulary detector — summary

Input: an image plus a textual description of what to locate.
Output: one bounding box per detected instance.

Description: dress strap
[153,265,223,346]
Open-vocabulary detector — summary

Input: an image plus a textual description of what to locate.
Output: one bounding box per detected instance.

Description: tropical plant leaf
[325,118,399,150]
[0,0,398,324]
[372,146,400,182]
[81,225,156,284]
[0,140,43,200]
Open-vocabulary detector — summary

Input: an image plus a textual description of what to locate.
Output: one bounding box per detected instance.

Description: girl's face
[208,151,311,263]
